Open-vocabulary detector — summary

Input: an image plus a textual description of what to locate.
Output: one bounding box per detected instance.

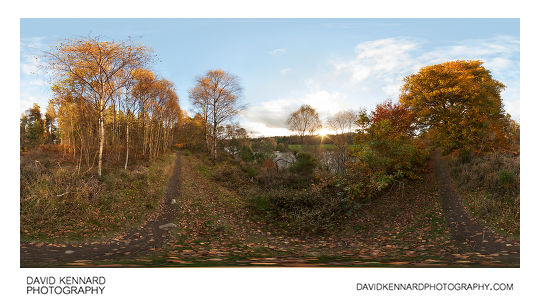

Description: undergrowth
[447,151,520,238]
[20,150,175,242]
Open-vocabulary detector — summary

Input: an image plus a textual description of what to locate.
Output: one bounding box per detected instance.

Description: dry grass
[447,151,520,238]
[20,150,175,242]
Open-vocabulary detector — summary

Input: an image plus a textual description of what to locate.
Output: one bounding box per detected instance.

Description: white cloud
[240,90,351,137]
[330,36,520,117]
[20,36,46,50]
[333,38,418,85]
[27,79,48,87]
[268,48,286,55]
[280,68,292,75]
[21,55,41,75]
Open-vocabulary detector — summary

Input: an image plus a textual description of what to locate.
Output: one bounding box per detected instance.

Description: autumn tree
[130,68,156,159]
[44,102,57,143]
[46,37,152,176]
[189,77,211,153]
[253,137,277,160]
[327,109,357,144]
[176,113,206,151]
[371,100,415,138]
[324,110,358,173]
[20,114,28,150]
[189,69,243,163]
[399,60,507,151]
[223,123,249,155]
[45,38,181,175]
[287,104,322,144]
[347,101,426,201]
[21,103,45,147]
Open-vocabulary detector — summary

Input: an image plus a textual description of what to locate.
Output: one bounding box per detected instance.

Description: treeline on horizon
[21,36,520,179]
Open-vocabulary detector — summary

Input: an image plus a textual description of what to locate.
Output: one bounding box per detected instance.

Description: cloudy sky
[21,18,519,137]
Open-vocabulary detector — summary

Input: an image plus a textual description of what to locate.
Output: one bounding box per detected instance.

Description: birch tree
[287,104,322,144]
[46,37,151,176]
[189,69,243,162]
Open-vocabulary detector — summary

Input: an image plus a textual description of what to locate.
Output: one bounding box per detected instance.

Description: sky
[20,18,520,137]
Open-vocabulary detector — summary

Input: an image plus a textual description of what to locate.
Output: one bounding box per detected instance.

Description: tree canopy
[287,104,322,143]
[189,69,243,163]
[399,60,508,151]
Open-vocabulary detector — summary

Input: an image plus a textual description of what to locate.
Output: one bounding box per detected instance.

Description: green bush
[347,132,427,202]
[246,166,258,177]
[251,194,270,211]
[498,170,516,187]
[249,184,350,233]
[290,152,317,176]
[239,145,255,162]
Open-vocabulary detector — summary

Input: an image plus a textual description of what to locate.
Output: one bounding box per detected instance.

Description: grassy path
[433,149,519,265]
[20,152,182,267]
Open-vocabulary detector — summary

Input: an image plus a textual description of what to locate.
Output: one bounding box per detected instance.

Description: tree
[46,37,152,176]
[23,103,45,147]
[223,123,249,155]
[327,109,357,143]
[189,77,211,153]
[287,104,322,144]
[44,102,57,143]
[399,60,507,151]
[20,114,28,150]
[253,137,277,160]
[176,113,206,151]
[371,100,415,138]
[324,110,358,173]
[189,69,243,163]
[347,100,426,201]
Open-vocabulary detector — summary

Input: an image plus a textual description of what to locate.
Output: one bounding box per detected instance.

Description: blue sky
[20,18,520,137]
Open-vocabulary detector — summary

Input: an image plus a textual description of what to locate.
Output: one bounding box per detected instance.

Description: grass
[287,144,363,153]
[23,150,518,267]
[153,153,493,267]
[288,144,335,152]
[446,151,520,238]
[20,150,176,242]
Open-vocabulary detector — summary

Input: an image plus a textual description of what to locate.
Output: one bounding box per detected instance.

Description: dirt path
[432,149,519,264]
[20,152,182,267]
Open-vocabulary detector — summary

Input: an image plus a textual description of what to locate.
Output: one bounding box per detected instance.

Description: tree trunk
[98,104,104,177]
[212,121,217,163]
[204,123,210,155]
[124,112,130,170]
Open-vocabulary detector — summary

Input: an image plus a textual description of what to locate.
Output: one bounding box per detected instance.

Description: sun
[319,128,330,137]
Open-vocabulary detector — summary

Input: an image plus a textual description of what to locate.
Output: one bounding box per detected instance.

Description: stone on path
[159,223,177,230]
[65,250,75,254]
[171,199,176,204]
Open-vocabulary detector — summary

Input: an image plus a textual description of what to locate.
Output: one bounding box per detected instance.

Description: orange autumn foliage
[399,60,511,152]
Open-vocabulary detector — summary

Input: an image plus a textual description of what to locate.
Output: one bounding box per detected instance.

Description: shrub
[448,151,520,237]
[239,145,255,162]
[20,153,174,241]
[251,194,270,211]
[498,170,516,187]
[457,147,474,164]
[211,162,246,190]
[290,152,317,176]
[249,184,350,233]
[246,166,258,178]
[347,124,428,203]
